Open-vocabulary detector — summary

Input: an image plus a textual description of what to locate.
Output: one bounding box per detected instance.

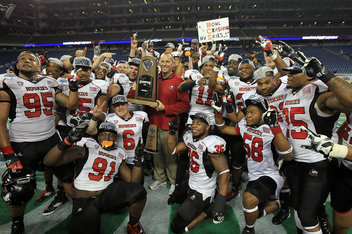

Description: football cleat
[127,221,145,234]
[42,195,68,216]
[34,189,56,205]
[11,220,24,234]
[272,207,290,225]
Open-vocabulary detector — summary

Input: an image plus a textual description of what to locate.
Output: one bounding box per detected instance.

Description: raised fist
[168,117,179,135]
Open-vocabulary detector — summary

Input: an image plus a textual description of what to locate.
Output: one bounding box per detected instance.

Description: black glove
[107,69,117,79]
[180,48,191,64]
[3,153,23,171]
[262,108,278,127]
[58,128,85,151]
[222,94,234,114]
[68,74,80,92]
[302,57,335,84]
[212,193,227,224]
[68,112,90,128]
[168,116,179,135]
[210,92,223,113]
[133,138,144,167]
[275,41,295,58]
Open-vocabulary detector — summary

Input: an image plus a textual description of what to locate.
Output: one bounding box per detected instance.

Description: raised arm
[44,128,86,167]
[303,56,352,110]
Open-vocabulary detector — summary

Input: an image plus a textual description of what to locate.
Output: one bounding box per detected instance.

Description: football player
[43,122,147,234]
[0,51,79,233]
[215,97,293,234]
[168,112,230,233]
[86,95,149,177]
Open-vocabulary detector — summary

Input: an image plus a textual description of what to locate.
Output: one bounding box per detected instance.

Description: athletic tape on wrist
[277,145,293,155]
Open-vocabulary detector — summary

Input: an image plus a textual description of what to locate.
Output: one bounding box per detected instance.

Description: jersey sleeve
[203,135,226,154]
[46,77,59,89]
[134,111,149,123]
[182,130,192,144]
[0,74,15,89]
[105,113,117,123]
[117,148,127,161]
[92,79,109,95]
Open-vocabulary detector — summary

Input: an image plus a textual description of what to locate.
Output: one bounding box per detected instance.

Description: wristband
[329,144,348,158]
[270,125,282,135]
[215,112,223,119]
[318,67,335,84]
[1,145,14,155]
[58,138,72,151]
[216,121,225,127]
[277,145,293,155]
[91,115,99,121]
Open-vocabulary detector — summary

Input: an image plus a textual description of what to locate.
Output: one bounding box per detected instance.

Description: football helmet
[1,169,36,206]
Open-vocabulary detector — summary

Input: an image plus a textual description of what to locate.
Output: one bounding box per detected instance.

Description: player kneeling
[215,97,293,234]
[168,112,230,233]
[44,122,146,234]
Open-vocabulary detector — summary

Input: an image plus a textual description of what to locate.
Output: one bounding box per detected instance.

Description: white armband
[243,205,258,213]
[277,145,293,155]
[329,144,348,158]
[219,169,230,175]
[216,121,225,127]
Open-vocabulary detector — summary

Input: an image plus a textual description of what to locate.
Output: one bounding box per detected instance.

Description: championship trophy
[127,55,159,153]
[127,55,158,106]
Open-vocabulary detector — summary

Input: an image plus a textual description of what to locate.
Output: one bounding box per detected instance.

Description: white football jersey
[228,79,257,112]
[66,79,109,123]
[341,112,352,170]
[187,83,215,125]
[105,111,149,164]
[237,119,284,197]
[0,74,57,142]
[283,80,339,163]
[183,131,226,201]
[73,137,126,191]
[243,76,289,123]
